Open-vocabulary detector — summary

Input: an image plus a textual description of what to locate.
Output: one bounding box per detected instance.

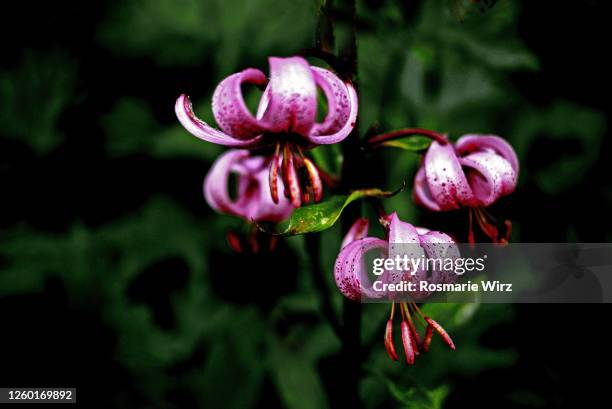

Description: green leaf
[381,136,432,151]
[271,188,399,236]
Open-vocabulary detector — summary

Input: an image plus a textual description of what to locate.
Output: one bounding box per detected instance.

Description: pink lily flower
[335,213,459,301]
[176,56,358,207]
[334,214,457,365]
[204,149,293,224]
[413,135,519,243]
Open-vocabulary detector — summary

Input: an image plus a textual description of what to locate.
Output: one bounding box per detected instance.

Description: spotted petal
[175,94,267,148]
[307,67,358,144]
[334,237,387,301]
[455,134,519,175]
[460,151,517,206]
[246,164,295,222]
[262,56,317,137]
[341,218,370,249]
[413,166,442,211]
[387,213,427,285]
[212,68,270,139]
[419,230,460,285]
[204,150,293,223]
[423,141,474,210]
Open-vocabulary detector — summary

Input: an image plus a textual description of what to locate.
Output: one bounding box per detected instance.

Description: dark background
[1,0,611,408]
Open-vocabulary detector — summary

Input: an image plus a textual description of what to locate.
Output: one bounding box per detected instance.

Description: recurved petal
[460,151,517,207]
[413,166,442,211]
[455,134,519,175]
[419,230,460,284]
[263,56,317,136]
[334,237,388,301]
[176,94,267,148]
[204,150,293,223]
[387,212,420,245]
[204,150,251,217]
[423,141,474,210]
[245,166,294,223]
[341,218,370,249]
[306,79,358,145]
[387,213,426,285]
[310,67,352,135]
[212,68,270,139]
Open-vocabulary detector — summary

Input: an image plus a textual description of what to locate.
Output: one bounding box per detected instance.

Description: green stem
[336,0,364,407]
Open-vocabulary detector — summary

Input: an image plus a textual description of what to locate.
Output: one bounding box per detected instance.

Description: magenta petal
[388,213,420,245]
[204,150,293,223]
[419,231,460,285]
[341,218,370,249]
[387,213,426,286]
[424,141,474,210]
[455,134,519,175]
[334,237,388,301]
[413,166,442,211]
[212,68,270,139]
[310,67,352,135]
[204,150,250,217]
[263,56,317,136]
[415,226,431,235]
[175,94,267,148]
[306,79,358,145]
[460,151,517,206]
[256,86,271,120]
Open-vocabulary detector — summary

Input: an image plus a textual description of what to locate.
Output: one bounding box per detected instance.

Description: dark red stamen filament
[469,207,512,246]
[269,142,281,204]
[269,142,324,207]
[384,302,455,365]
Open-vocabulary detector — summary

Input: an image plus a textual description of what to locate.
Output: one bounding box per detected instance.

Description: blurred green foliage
[97,0,316,71]
[0,0,607,408]
[0,51,76,153]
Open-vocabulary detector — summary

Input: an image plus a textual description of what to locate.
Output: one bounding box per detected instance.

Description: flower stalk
[367,127,449,147]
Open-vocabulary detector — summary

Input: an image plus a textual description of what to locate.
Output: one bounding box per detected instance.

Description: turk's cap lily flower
[334,213,459,302]
[414,134,519,212]
[175,56,358,148]
[204,149,293,223]
[335,215,457,365]
[176,56,357,208]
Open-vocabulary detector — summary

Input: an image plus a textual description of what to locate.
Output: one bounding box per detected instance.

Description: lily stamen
[469,207,512,245]
[384,303,399,361]
[269,142,281,203]
[274,142,324,207]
